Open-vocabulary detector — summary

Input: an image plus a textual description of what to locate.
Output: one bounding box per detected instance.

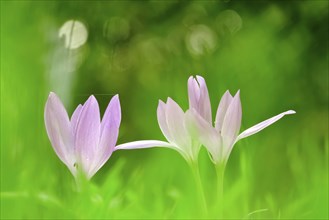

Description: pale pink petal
[188,76,200,114]
[195,75,212,124]
[75,95,101,178]
[186,109,222,163]
[157,100,173,143]
[44,92,75,174]
[215,90,233,132]
[188,76,212,123]
[236,110,296,142]
[165,98,190,148]
[115,140,189,161]
[89,95,121,178]
[221,91,242,154]
[100,95,121,153]
[115,140,174,150]
[71,104,82,138]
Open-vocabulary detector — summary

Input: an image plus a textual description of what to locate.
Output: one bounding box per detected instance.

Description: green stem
[74,165,88,192]
[189,161,208,217]
[215,164,226,218]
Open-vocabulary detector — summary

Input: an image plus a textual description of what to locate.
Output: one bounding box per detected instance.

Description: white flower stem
[189,161,208,217]
[215,163,226,218]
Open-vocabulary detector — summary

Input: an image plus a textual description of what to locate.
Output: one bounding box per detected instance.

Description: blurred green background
[1,0,328,219]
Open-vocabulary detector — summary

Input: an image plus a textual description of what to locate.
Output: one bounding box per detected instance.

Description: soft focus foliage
[1,1,328,219]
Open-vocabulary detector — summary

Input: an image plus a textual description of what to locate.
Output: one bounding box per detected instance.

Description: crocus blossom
[116,97,201,163]
[44,92,121,179]
[187,76,296,165]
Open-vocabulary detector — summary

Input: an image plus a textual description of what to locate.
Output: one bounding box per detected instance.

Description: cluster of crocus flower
[45,75,295,180]
[116,76,295,166]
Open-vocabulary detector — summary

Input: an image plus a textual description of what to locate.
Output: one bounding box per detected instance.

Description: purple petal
[74,95,101,178]
[186,109,222,164]
[89,95,121,177]
[44,92,75,174]
[195,75,212,124]
[215,90,233,132]
[236,110,296,142]
[157,100,173,143]
[71,104,83,137]
[100,94,121,152]
[188,76,212,123]
[165,98,190,148]
[188,76,200,113]
[221,91,242,154]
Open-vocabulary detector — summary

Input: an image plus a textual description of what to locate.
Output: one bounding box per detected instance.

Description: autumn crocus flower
[115,81,204,163]
[115,78,209,163]
[44,92,121,179]
[187,76,296,166]
[116,97,201,163]
[114,81,208,212]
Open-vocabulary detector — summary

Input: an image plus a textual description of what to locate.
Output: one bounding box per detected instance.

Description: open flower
[115,77,209,163]
[116,97,201,163]
[44,92,121,179]
[187,76,296,165]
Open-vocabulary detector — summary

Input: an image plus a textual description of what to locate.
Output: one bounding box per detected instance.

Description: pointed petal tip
[224,90,233,97]
[157,100,166,114]
[46,92,61,106]
[166,97,173,103]
[287,110,296,114]
[230,90,240,100]
[158,100,166,110]
[157,100,168,113]
[86,95,98,105]
[108,95,121,112]
[73,104,83,113]
[48,92,58,100]
[166,98,181,109]
[232,90,241,99]
[195,75,205,82]
[187,76,196,88]
[111,94,120,103]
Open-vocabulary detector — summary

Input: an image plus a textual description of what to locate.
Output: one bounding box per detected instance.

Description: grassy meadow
[1,1,328,219]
